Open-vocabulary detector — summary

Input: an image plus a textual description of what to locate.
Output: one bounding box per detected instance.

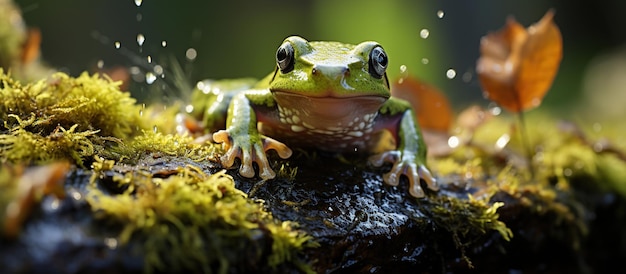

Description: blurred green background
[13,0,626,116]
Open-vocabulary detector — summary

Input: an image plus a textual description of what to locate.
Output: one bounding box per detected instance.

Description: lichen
[86,156,317,273]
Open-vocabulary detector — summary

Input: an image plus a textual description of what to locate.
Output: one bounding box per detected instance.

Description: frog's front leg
[370,110,438,198]
[213,92,292,179]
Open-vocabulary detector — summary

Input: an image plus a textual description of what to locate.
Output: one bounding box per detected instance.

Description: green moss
[86,156,317,273]
[420,191,512,267]
[0,70,146,165]
[104,130,219,164]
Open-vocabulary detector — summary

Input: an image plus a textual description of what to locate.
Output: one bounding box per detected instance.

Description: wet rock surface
[0,151,624,273]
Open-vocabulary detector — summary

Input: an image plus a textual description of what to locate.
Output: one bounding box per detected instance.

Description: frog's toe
[213,130,233,150]
[238,149,256,178]
[219,147,239,168]
[369,150,400,168]
[253,143,277,180]
[418,165,439,191]
[262,136,293,159]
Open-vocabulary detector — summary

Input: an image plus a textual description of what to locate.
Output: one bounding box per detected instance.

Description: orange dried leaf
[3,161,70,237]
[20,28,42,65]
[392,76,453,132]
[476,9,562,112]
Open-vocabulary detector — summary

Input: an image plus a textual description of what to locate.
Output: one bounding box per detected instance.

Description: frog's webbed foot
[213,130,293,179]
[369,150,438,198]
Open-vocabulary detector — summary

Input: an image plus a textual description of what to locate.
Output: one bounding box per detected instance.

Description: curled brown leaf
[476,9,563,112]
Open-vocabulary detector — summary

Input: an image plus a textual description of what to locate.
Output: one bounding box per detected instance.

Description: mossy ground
[0,70,625,273]
[0,71,318,273]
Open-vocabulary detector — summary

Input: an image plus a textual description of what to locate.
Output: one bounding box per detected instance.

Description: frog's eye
[276,42,295,74]
[368,46,388,79]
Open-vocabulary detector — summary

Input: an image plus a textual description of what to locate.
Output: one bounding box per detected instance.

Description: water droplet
[185,104,194,113]
[114,41,121,49]
[153,65,163,75]
[399,65,408,82]
[196,81,206,91]
[490,106,502,116]
[96,60,104,69]
[146,72,157,84]
[104,237,118,249]
[462,71,473,83]
[563,168,573,177]
[147,55,152,63]
[495,133,511,150]
[399,64,407,74]
[593,122,602,132]
[446,68,456,79]
[71,191,82,201]
[136,13,142,22]
[447,136,460,148]
[421,58,429,65]
[161,40,167,47]
[186,48,197,60]
[419,29,430,39]
[134,0,143,7]
[437,10,445,19]
[153,125,158,133]
[136,34,145,46]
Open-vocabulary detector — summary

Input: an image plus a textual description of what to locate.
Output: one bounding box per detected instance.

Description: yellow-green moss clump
[0,70,145,165]
[87,156,317,274]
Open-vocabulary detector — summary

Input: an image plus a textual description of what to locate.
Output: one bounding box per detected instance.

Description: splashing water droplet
[114,41,121,49]
[136,34,145,46]
[153,125,158,133]
[495,133,511,150]
[490,106,502,116]
[446,68,456,79]
[146,72,157,84]
[96,60,104,69]
[399,64,407,74]
[437,10,445,19]
[153,65,163,75]
[134,0,143,7]
[398,65,408,83]
[421,58,429,65]
[419,29,430,39]
[186,48,197,60]
[462,71,473,83]
[447,136,460,148]
[161,40,167,47]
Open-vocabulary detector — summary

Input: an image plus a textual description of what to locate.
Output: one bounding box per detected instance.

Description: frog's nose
[311,64,349,80]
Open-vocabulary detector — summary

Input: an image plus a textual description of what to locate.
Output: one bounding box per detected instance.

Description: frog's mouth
[272,91,387,129]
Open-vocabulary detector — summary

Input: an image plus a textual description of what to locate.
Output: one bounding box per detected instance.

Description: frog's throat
[272,91,386,131]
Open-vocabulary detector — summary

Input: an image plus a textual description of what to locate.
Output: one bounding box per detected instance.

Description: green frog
[189,36,438,198]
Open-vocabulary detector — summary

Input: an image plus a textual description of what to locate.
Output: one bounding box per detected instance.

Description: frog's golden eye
[368,46,388,79]
[276,42,295,74]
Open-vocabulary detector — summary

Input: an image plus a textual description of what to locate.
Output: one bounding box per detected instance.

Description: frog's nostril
[312,65,349,79]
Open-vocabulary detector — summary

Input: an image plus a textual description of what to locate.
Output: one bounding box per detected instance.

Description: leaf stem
[517,111,535,179]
